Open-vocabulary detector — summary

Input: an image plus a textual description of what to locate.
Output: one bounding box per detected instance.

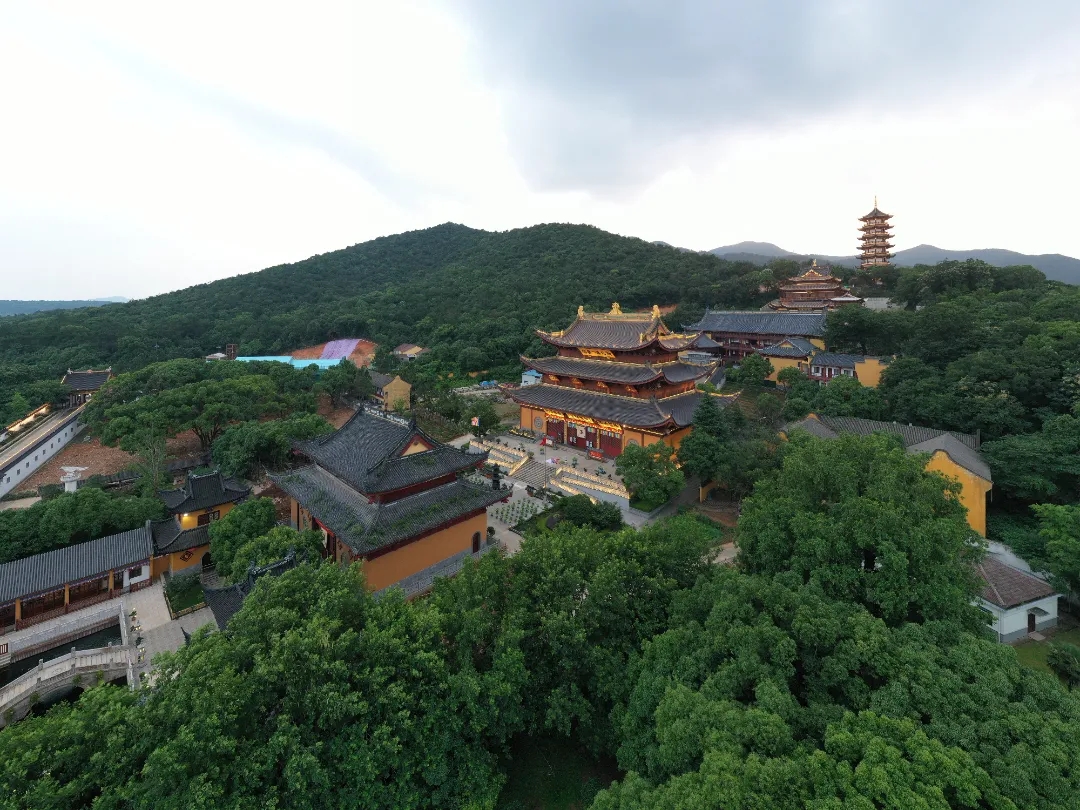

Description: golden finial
[652,304,660,318]
[811,258,818,268]
[610,302,622,315]
[874,195,878,209]
[577,305,584,318]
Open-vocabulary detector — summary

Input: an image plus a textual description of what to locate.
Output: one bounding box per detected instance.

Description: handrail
[0,645,132,717]
[6,602,121,659]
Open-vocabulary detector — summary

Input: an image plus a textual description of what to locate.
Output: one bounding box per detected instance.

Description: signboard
[579,348,616,360]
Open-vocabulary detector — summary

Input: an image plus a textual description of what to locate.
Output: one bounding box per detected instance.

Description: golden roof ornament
[577,305,584,318]
[652,304,661,318]
[609,302,622,315]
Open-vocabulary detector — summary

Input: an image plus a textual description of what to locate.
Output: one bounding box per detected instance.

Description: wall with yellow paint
[360,512,486,591]
[854,357,887,388]
[383,377,411,410]
[178,501,236,530]
[810,338,825,349]
[766,356,806,381]
[924,450,991,535]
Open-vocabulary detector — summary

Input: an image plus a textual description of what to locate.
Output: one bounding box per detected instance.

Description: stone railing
[556,467,629,498]
[0,645,132,727]
[5,602,122,664]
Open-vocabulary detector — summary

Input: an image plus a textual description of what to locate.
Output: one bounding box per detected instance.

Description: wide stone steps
[511,460,554,490]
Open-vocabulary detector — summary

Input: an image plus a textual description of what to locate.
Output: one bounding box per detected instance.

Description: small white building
[976,556,1060,643]
[521,370,542,387]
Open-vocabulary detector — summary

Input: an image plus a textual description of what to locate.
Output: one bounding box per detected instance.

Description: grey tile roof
[783,415,990,481]
[538,311,667,350]
[908,434,992,482]
[977,557,1057,608]
[524,356,663,384]
[204,552,303,629]
[685,310,827,337]
[811,352,862,368]
[271,466,505,555]
[297,409,484,494]
[761,337,817,358]
[523,356,715,386]
[0,527,152,604]
[369,371,393,389]
[859,207,892,220]
[150,518,211,554]
[61,369,112,391]
[512,384,707,428]
[160,471,250,514]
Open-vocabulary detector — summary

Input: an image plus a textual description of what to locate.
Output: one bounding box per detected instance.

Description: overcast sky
[2,1,1078,300]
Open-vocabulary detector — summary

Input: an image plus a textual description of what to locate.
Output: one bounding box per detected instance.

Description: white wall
[0,420,85,498]
[979,594,1060,643]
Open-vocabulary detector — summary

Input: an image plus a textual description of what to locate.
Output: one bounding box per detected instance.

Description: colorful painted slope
[321,338,361,360]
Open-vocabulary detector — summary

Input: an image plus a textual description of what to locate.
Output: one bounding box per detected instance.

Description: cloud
[448,0,1080,191]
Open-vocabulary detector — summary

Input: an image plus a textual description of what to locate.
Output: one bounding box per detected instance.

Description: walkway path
[133,608,215,683]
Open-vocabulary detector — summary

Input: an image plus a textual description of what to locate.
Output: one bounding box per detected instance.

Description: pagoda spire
[858,198,894,270]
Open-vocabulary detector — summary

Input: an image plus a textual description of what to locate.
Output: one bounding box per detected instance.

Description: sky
[2,1,1079,300]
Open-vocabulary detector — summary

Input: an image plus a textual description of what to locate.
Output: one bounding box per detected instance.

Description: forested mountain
[0,223,775,406]
[709,241,1080,283]
[0,299,127,317]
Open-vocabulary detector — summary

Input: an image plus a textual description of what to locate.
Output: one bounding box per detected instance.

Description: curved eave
[521,356,663,385]
[535,330,655,351]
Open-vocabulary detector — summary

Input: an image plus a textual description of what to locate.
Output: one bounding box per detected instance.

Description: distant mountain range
[704,241,1080,285]
[0,298,129,317]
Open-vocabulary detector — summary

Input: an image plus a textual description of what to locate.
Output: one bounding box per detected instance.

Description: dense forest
[3,436,1079,808]
[0,223,779,415]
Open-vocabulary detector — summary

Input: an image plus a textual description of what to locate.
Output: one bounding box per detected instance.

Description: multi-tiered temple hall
[858,198,894,269]
[768,260,863,312]
[512,304,722,456]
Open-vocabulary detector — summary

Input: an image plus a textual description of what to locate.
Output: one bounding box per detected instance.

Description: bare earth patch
[15,436,136,494]
[290,338,377,368]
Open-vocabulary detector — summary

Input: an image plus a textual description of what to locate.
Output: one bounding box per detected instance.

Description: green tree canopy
[207,497,279,581]
[0,487,164,564]
[738,432,985,629]
[616,443,685,510]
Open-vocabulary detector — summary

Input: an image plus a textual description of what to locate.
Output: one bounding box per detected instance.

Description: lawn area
[165,575,206,613]
[1013,626,1080,676]
[497,736,621,810]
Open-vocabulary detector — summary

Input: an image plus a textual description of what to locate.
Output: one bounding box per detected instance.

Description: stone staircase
[512,459,554,490]
[471,440,530,475]
[556,468,629,499]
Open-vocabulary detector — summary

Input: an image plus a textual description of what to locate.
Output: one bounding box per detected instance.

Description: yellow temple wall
[360,512,486,591]
[766,356,806,381]
[854,358,887,388]
[924,451,991,536]
[178,501,236,530]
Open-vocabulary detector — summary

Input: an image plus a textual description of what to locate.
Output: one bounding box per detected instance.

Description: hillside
[0,223,773,403]
[709,242,1080,283]
[0,298,127,317]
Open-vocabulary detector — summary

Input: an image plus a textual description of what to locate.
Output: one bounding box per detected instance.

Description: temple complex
[272,408,504,592]
[768,261,863,311]
[684,311,826,365]
[858,198,894,269]
[512,304,722,456]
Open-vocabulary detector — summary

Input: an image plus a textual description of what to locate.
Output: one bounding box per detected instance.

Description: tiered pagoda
[272,408,505,592]
[512,304,722,456]
[768,261,863,311]
[858,198,894,269]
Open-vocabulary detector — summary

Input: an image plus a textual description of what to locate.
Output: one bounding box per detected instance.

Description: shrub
[1047,642,1080,688]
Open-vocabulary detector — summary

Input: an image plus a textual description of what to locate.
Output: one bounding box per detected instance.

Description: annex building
[768,262,863,312]
[272,408,505,592]
[684,311,826,365]
[783,414,993,536]
[512,304,722,456]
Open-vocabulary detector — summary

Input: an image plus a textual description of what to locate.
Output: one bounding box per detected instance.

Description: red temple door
[585,426,598,448]
[567,421,584,447]
[600,429,623,457]
[547,418,564,442]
